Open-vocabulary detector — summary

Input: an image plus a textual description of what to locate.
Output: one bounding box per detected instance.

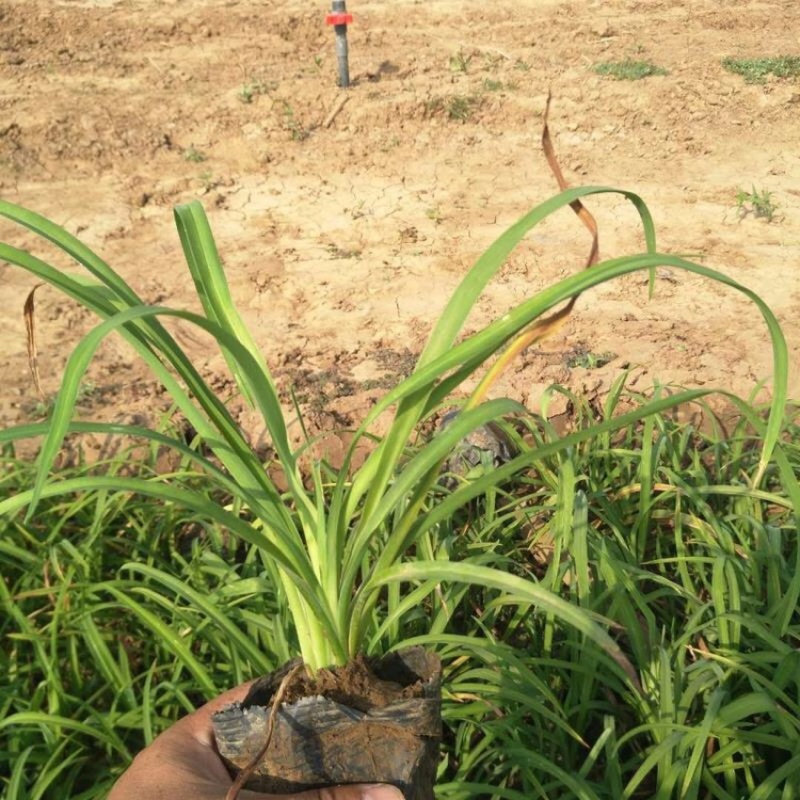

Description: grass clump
[2,387,800,798]
[438,388,800,798]
[279,100,309,141]
[566,348,616,369]
[593,59,668,80]
[483,78,517,93]
[182,146,207,163]
[238,80,273,104]
[722,55,800,83]
[446,94,481,122]
[449,49,473,74]
[736,186,779,222]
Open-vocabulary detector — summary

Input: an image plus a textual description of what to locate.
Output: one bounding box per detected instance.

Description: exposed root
[225,663,305,800]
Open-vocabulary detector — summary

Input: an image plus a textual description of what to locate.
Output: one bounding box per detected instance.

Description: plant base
[212,647,442,800]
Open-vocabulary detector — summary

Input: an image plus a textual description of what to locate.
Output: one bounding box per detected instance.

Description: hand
[108,682,404,800]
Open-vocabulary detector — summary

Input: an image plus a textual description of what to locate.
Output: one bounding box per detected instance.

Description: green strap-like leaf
[173,201,268,410]
[364,560,642,690]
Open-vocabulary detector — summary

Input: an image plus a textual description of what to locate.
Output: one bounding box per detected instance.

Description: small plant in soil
[279,100,309,142]
[736,185,779,222]
[423,96,445,118]
[24,379,98,419]
[446,94,480,122]
[566,348,616,369]
[238,80,272,104]
[593,59,668,80]
[183,145,207,163]
[425,206,444,225]
[722,55,800,83]
[448,49,473,74]
[325,242,361,259]
[0,104,788,798]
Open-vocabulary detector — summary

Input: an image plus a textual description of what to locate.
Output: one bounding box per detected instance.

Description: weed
[482,52,505,71]
[593,59,668,80]
[25,381,99,418]
[183,146,207,163]
[514,58,532,71]
[449,49,473,73]
[238,80,272,104]
[566,349,616,369]
[423,96,445,117]
[195,170,218,191]
[379,135,401,153]
[280,101,309,142]
[736,186,779,222]
[446,94,480,122]
[722,55,800,83]
[325,242,361,259]
[483,78,517,92]
[425,206,444,225]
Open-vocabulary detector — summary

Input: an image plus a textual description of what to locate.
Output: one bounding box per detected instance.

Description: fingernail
[362,784,405,800]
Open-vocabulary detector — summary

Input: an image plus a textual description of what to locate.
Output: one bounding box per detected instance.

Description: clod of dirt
[439,409,517,488]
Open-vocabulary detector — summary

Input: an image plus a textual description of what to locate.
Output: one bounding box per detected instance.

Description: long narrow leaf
[364,560,641,690]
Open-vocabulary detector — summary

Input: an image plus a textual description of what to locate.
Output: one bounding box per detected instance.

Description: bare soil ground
[1,0,799,456]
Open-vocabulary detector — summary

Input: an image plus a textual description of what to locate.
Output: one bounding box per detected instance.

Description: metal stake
[325,0,353,88]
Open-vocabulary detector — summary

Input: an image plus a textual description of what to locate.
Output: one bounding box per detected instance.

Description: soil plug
[214,648,441,800]
[326,0,353,88]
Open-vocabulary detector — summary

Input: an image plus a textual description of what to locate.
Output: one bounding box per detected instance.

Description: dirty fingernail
[362,785,404,800]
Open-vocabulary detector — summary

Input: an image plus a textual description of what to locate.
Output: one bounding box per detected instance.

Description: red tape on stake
[325,12,353,25]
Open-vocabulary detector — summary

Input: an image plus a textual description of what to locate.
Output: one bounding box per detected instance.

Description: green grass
[483,78,517,93]
[182,146,207,163]
[736,186,780,222]
[566,349,616,369]
[593,60,668,80]
[446,95,481,122]
[238,80,273,104]
[0,179,794,798]
[449,50,473,74]
[279,100,309,141]
[722,55,800,83]
[2,387,799,798]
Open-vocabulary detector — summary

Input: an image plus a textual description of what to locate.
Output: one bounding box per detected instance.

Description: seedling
[736,186,779,222]
[196,170,217,191]
[449,49,473,73]
[722,55,800,83]
[25,381,99,419]
[593,59,668,80]
[239,81,272,104]
[280,101,309,142]
[183,146,207,163]
[446,94,479,122]
[425,206,444,225]
[423,96,445,117]
[325,242,361,259]
[567,349,616,370]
